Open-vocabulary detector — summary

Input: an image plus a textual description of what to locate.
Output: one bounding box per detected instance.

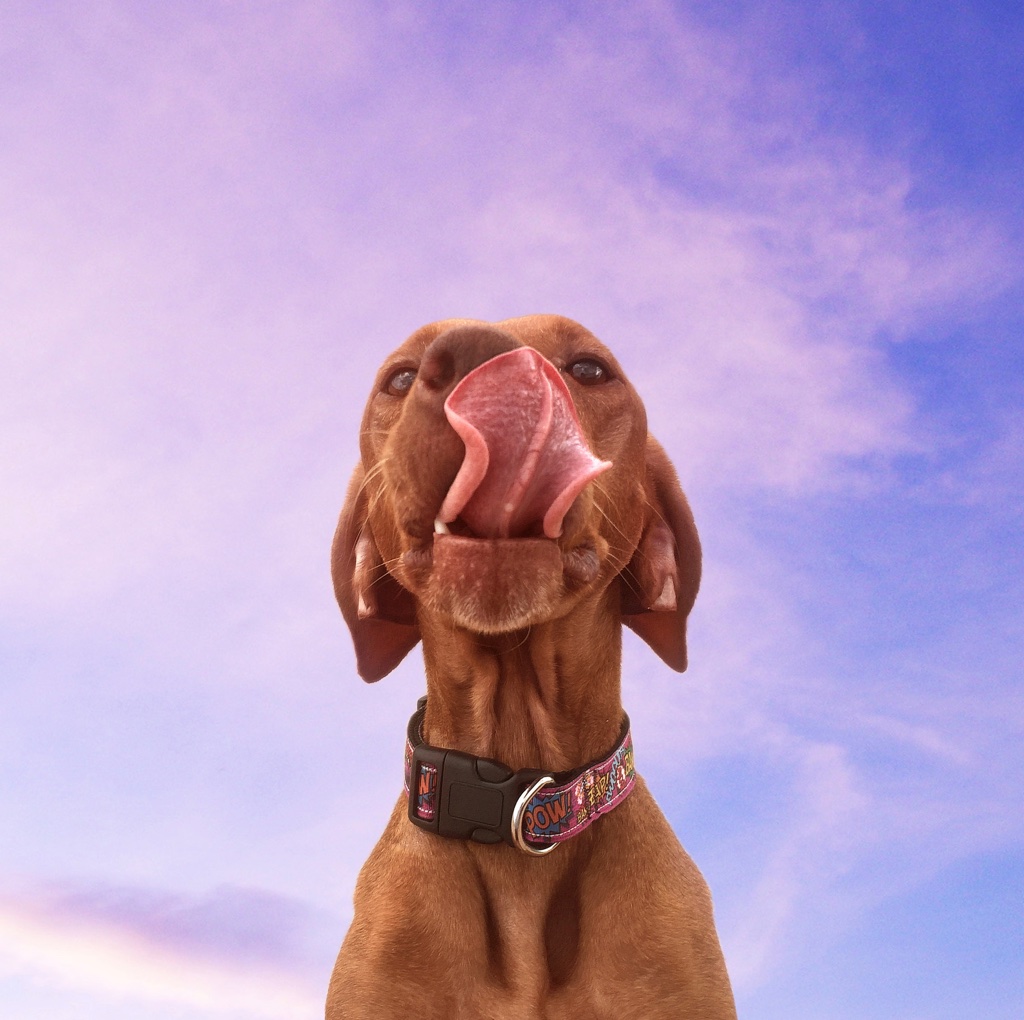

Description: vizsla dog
[328,315,735,1019]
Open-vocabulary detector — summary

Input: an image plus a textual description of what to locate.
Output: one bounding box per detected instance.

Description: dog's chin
[401,533,601,634]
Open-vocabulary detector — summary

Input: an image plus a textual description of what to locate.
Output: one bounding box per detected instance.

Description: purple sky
[2,2,1022,1017]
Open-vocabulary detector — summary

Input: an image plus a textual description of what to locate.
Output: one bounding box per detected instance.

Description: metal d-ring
[511,776,559,856]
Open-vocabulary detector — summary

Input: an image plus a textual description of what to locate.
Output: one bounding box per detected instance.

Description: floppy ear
[331,465,421,682]
[620,437,701,672]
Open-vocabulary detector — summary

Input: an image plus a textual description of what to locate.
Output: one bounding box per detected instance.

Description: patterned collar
[403,697,635,856]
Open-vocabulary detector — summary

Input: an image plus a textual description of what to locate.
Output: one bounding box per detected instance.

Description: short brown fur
[328,315,735,1019]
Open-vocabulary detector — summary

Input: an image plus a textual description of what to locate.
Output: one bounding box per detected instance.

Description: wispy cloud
[0,3,1020,1016]
[0,883,327,1017]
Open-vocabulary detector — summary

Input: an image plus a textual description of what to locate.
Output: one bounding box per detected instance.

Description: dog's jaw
[399,533,605,634]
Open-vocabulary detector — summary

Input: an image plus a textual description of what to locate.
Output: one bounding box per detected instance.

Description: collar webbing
[403,697,635,855]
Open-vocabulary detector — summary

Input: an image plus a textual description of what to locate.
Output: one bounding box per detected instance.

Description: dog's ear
[331,465,420,682]
[620,437,701,672]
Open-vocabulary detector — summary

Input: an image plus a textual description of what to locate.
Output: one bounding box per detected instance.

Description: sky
[1,1,1022,1017]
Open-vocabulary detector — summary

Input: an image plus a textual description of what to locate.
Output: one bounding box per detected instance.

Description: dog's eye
[567,359,610,386]
[385,368,417,396]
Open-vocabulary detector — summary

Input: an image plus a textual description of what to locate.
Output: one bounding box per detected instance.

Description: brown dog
[328,315,735,1019]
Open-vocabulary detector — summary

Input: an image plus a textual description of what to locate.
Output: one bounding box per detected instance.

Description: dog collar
[403,697,635,856]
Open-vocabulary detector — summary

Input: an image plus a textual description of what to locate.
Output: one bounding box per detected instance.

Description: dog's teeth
[434,518,450,535]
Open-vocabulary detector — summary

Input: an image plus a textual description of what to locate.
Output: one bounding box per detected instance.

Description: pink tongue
[438,348,612,539]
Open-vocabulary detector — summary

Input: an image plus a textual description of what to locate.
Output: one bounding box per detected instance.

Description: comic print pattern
[403,742,439,821]
[521,731,635,847]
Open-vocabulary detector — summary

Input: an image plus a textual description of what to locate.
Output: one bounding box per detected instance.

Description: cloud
[1,2,1020,1013]
[2,0,1012,617]
[625,493,1024,992]
[719,738,871,986]
[0,882,329,1017]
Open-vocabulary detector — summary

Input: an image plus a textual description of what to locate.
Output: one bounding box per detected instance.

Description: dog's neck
[417,592,625,774]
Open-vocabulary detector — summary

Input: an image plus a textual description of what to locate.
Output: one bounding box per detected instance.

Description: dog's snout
[419,326,522,396]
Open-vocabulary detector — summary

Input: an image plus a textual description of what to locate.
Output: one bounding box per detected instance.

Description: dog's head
[333,315,700,681]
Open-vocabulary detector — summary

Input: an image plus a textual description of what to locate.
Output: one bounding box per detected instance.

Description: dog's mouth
[399,347,611,631]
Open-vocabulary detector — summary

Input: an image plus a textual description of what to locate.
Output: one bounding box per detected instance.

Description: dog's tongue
[438,348,611,539]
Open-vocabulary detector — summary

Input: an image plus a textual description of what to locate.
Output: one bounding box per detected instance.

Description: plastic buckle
[406,702,550,847]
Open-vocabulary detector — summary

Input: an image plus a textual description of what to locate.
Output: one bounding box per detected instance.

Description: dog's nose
[419,326,523,396]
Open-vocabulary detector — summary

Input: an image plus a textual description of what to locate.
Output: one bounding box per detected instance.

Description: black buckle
[406,698,548,847]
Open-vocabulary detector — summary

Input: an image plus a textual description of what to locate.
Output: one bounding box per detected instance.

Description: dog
[328,315,736,1018]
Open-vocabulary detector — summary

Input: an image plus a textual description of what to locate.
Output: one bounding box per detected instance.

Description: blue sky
[1,1,1021,1017]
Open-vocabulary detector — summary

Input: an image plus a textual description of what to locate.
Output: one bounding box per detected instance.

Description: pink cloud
[0,2,1019,1011]
[0,882,326,1014]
